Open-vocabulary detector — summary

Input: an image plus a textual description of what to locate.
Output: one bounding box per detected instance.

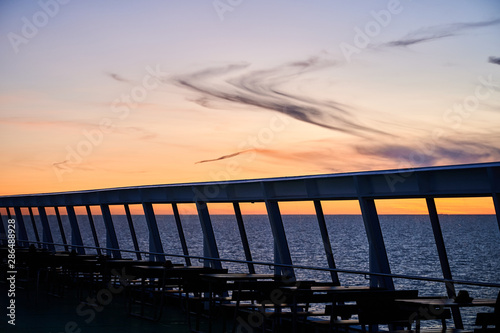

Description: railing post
[66,205,85,254]
[0,211,6,246]
[86,206,102,256]
[172,203,191,266]
[274,242,280,276]
[487,167,500,232]
[426,197,463,329]
[38,206,55,252]
[142,203,165,262]
[55,207,69,252]
[13,207,29,247]
[314,200,340,285]
[27,207,41,247]
[196,201,222,269]
[265,200,295,280]
[358,197,394,289]
[124,204,142,260]
[100,204,121,258]
[492,193,500,233]
[233,202,255,274]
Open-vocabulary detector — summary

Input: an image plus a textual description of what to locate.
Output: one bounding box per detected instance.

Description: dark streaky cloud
[105,72,130,83]
[356,137,500,166]
[489,56,500,65]
[173,56,386,138]
[380,18,500,48]
[196,150,251,164]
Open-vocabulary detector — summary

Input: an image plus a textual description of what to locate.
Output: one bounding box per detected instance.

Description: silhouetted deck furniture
[126,264,227,322]
[7,247,52,302]
[127,264,185,321]
[41,252,100,297]
[397,298,498,308]
[474,291,499,333]
[307,289,419,332]
[279,284,375,332]
[390,322,474,333]
[395,296,497,333]
[201,273,284,332]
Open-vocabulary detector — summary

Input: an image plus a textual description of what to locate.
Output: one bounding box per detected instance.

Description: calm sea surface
[41,214,500,328]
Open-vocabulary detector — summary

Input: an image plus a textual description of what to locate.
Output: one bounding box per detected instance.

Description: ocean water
[34,213,500,328]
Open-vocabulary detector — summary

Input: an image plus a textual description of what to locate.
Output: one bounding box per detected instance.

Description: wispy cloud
[0,117,91,129]
[379,18,500,48]
[195,150,252,164]
[105,72,130,83]
[173,56,387,138]
[0,117,156,140]
[122,126,159,141]
[193,141,372,173]
[52,160,69,169]
[356,136,500,167]
[489,56,500,65]
[52,160,95,171]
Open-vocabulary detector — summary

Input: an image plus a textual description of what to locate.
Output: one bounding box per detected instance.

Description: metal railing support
[66,205,85,254]
[233,202,255,274]
[492,193,500,233]
[142,202,165,262]
[27,207,41,247]
[265,200,295,279]
[86,205,102,256]
[13,207,29,247]
[172,203,191,266]
[196,201,222,269]
[124,204,142,260]
[426,198,463,328]
[100,204,121,258]
[358,197,394,289]
[0,211,6,245]
[38,206,55,252]
[54,207,69,252]
[487,167,500,232]
[314,200,340,285]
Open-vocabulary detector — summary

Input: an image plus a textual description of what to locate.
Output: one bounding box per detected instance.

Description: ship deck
[0,281,220,333]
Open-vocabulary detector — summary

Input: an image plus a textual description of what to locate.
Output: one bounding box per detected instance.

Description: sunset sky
[1,1,499,213]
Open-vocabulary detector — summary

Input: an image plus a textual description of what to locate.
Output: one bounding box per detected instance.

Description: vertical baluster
[124,204,142,260]
[172,203,191,266]
[55,207,69,252]
[86,205,102,256]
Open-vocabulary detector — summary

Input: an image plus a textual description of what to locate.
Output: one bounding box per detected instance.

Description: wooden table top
[201,273,279,281]
[281,285,372,292]
[395,297,497,307]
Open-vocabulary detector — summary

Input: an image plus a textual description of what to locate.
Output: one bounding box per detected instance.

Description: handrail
[14,239,500,289]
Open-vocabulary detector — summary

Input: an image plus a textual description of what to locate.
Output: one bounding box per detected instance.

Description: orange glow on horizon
[3,197,494,217]
[434,197,495,215]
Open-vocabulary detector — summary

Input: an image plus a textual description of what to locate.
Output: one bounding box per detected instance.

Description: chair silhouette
[474,291,499,332]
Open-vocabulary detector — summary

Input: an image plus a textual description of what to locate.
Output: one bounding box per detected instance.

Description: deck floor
[0,281,228,333]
